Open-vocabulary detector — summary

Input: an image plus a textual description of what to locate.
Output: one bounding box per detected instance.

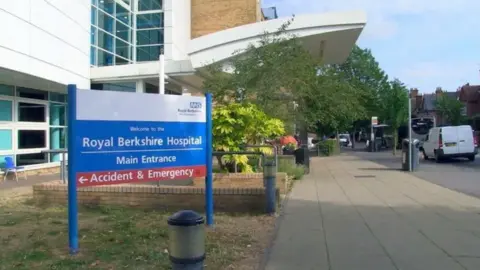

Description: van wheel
[434,151,441,163]
[422,150,429,160]
[468,155,476,161]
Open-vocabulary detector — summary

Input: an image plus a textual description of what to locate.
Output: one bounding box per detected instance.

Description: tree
[435,94,466,125]
[381,79,409,155]
[202,17,387,142]
[212,103,285,172]
[203,17,321,133]
[325,46,391,120]
[307,70,366,136]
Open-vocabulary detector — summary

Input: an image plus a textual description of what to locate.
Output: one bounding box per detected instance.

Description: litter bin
[294,147,310,174]
[401,139,420,171]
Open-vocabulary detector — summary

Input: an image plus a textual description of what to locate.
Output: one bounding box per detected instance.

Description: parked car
[338,134,351,147]
[421,125,478,162]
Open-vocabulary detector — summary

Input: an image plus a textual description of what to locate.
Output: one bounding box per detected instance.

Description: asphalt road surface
[346,146,480,199]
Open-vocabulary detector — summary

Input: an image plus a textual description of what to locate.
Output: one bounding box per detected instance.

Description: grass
[0,200,275,270]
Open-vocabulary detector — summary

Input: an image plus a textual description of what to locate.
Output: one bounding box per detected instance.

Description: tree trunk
[351,129,356,149]
[216,155,225,171]
[336,130,340,151]
[392,129,398,156]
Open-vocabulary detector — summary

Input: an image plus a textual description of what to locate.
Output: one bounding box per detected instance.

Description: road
[346,146,480,198]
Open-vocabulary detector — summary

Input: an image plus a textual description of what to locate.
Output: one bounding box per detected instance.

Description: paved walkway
[265,154,480,270]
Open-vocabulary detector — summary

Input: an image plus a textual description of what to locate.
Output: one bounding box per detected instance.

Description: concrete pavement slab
[264,154,480,269]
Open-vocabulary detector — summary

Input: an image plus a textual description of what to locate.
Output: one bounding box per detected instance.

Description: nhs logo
[190,102,202,109]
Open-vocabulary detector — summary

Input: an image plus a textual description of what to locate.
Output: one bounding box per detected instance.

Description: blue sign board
[69,88,208,187]
[66,85,214,254]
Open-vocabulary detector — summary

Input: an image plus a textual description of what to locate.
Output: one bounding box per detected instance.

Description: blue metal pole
[205,93,214,226]
[67,84,79,254]
[264,162,276,215]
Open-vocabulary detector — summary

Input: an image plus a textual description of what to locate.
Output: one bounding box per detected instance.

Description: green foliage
[203,17,398,137]
[317,139,339,156]
[283,165,305,180]
[213,103,285,172]
[435,94,466,125]
[381,79,409,128]
[308,72,366,133]
[379,79,409,154]
[325,46,390,119]
[203,17,320,133]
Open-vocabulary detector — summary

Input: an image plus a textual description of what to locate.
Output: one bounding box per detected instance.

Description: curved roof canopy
[188,10,367,69]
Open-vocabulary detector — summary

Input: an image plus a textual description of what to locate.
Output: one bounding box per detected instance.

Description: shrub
[317,139,339,156]
[283,164,305,180]
[212,103,285,172]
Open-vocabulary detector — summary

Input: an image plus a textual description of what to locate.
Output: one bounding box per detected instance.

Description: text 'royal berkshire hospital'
[0,0,366,172]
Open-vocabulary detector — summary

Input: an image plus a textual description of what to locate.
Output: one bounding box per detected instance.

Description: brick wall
[33,183,280,214]
[193,172,290,194]
[191,0,260,38]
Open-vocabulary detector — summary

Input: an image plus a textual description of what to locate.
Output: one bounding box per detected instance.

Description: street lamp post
[408,96,412,172]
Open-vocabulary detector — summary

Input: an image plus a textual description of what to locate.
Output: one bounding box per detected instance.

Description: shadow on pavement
[266,192,480,270]
[358,167,402,172]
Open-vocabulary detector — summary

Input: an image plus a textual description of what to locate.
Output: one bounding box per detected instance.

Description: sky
[262,0,480,93]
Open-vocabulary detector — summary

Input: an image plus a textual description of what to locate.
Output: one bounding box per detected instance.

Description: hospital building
[0,0,366,171]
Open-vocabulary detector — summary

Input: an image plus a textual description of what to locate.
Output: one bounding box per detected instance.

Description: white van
[421,125,478,162]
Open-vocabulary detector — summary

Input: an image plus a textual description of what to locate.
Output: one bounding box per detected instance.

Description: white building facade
[0,0,366,169]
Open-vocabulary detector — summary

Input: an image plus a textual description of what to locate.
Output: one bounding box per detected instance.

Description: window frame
[0,128,13,155]
[15,98,49,124]
[16,127,49,154]
[0,96,14,123]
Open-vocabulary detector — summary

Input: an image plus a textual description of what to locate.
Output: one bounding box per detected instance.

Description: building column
[136,80,145,93]
[50,105,61,162]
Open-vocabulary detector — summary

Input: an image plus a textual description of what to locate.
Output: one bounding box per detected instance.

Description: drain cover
[354,175,376,178]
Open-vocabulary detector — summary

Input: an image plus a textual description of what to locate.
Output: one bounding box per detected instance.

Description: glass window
[49,93,66,103]
[91,0,97,6]
[0,130,12,150]
[98,11,114,34]
[116,21,130,42]
[98,0,114,15]
[138,0,162,11]
[115,38,130,59]
[90,46,96,66]
[0,155,14,169]
[50,127,66,149]
[17,152,48,166]
[92,82,136,92]
[18,130,47,149]
[0,100,12,121]
[98,31,114,52]
[136,13,163,29]
[98,49,114,66]
[136,45,161,62]
[90,26,96,45]
[137,29,163,45]
[145,83,158,94]
[91,6,97,25]
[0,84,14,96]
[18,102,46,122]
[16,87,47,100]
[116,3,130,25]
[115,57,129,65]
[50,103,66,126]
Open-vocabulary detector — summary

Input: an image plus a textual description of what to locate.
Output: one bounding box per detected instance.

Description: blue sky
[263,0,480,93]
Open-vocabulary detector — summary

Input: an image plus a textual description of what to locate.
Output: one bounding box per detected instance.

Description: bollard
[264,161,276,215]
[60,160,65,184]
[168,210,206,270]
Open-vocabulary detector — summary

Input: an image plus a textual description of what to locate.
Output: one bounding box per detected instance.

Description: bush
[284,164,305,180]
[317,139,339,156]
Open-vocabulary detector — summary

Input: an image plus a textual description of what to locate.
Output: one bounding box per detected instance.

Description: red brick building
[458,83,480,118]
